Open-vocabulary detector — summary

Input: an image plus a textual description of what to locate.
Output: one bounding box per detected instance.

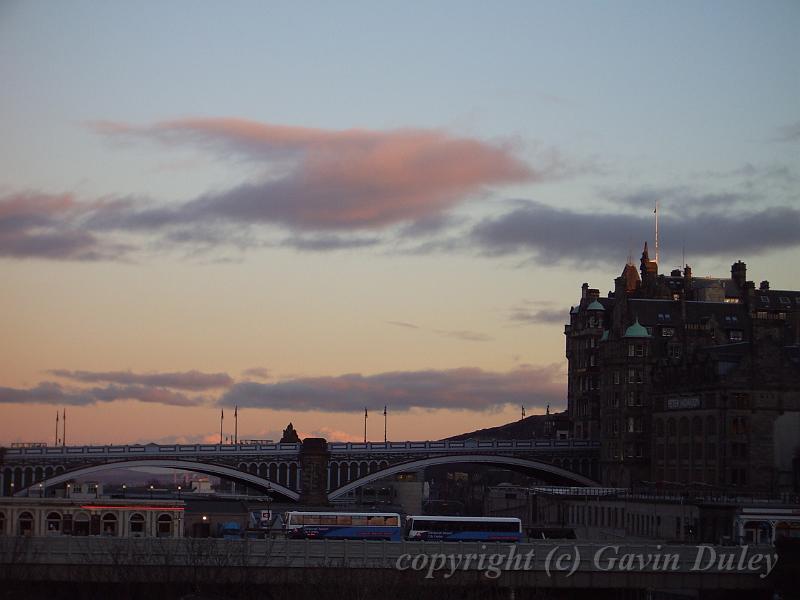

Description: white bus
[284,511,402,541]
[405,515,523,542]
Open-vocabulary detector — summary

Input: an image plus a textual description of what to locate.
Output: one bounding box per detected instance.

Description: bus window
[320,515,337,525]
[351,516,368,526]
[336,515,352,526]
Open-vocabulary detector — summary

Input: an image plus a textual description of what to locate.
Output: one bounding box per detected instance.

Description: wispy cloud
[218,366,563,413]
[386,321,420,329]
[0,382,205,407]
[771,121,800,143]
[48,369,233,390]
[432,329,494,342]
[508,301,566,325]
[0,192,130,261]
[241,367,270,381]
[385,320,491,342]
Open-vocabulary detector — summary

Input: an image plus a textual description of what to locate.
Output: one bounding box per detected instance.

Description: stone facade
[566,249,800,491]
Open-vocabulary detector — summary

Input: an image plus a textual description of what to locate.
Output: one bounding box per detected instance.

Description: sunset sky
[1,1,798,446]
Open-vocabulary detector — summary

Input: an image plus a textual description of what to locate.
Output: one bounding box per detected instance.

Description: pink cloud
[91,118,535,230]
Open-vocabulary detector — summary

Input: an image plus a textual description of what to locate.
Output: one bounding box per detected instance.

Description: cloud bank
[218,366,564,413]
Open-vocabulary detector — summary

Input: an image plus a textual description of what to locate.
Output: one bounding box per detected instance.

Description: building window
[157,514,173,538]
[628,344,644,358]
[732,417,749,434]
[628,369,643,384]
[46,512,62,535]
[729,330,743,342]
[627,391,641,406]
[668,345,682,359]
[102,513,118,536]
[705,416,717,435]
[18,512,34,536]
[613,371,621,385]
[662,327,675,337]
[129,513,145,537]
[0,512,4,535]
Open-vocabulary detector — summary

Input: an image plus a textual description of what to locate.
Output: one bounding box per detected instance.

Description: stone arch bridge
[1,439,600,503]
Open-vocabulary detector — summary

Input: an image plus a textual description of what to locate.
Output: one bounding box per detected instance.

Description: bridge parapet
[3,442,301,459]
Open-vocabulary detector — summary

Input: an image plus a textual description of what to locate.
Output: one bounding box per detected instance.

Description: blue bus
[284,511,402,541]
[405,516,523,542]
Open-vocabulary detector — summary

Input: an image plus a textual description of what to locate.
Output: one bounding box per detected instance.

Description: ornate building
[566,246,800,491]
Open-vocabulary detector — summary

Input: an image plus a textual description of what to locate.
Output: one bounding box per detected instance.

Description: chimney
[731,261,747,289]
[581,283,589,300]
[760,280,770,291]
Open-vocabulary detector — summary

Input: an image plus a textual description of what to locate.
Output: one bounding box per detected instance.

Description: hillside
[445,411,567,441]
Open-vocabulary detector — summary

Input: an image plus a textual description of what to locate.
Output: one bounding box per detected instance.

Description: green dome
[623,318,651,338]
[587,300,605,311]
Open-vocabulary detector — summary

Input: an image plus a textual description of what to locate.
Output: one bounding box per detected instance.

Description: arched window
[129,513,145,537]
[706,416,717,435]
[0,512,5,535]
[679,417,690,436]
[18,511,34,536]
[278,463,288,486]
[73,512,90,536]
[667,418,677,436]
[102,513,117,536]
[289,463,298,489]
[46,512,62,535]
[157,514,172,538]
[692,416,703,436]
[655,419,664,437]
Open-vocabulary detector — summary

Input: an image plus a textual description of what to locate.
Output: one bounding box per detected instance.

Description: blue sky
[0,1,798,445]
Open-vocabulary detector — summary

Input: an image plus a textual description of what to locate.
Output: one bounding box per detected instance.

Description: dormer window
[779,297,790,305]
[661,327,675,337]
[760,296,770,303]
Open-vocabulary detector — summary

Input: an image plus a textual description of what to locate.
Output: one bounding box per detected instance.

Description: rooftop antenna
[654,200,659,264]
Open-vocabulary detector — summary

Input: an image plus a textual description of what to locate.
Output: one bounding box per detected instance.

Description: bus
[283,511,402,541]
[405,516,523,542]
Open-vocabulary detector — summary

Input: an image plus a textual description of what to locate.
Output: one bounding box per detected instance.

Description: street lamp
[9,482,14,497]
[177,485,182,499]
[122,484,126,498]
[149,484,154,499]
[66,483,71,498]
[39,483,44,498]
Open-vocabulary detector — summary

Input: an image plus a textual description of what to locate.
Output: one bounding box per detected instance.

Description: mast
[654,200,659,263]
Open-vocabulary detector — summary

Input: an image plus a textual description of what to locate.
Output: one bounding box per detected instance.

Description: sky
[1,0,798,446]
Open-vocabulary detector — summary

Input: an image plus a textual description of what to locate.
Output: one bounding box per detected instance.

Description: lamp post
[177,485,182,500]
[9,482,14,497]
[39,483,44,498]
[66,483,71,498]
[149,484,154,499]
[122,484,126,498]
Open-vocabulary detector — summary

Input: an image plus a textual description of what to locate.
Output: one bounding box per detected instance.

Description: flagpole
[220,409,224,445]
[63,408,66,447]
[55,411,59,446]
[364,407,368,443]
[234,405,238,445]
[383,406,387,443]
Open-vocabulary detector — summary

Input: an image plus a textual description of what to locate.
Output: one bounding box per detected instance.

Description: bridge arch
[18,459,299,501]
[328,454,598,500]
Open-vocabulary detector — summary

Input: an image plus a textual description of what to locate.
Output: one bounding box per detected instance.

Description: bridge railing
[2,439,601,458]
[327,439,601,453]
[2,443,301,458]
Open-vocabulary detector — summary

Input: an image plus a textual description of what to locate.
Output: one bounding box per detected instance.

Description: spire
[642,241,649,260]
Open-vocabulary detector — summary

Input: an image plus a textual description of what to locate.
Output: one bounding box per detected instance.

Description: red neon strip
[80,505,184,511]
